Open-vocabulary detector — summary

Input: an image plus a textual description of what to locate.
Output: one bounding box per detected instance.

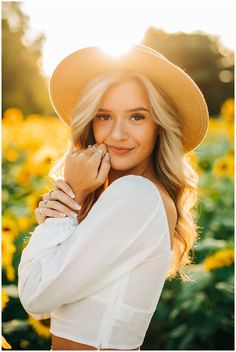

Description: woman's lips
[108,146,134,155]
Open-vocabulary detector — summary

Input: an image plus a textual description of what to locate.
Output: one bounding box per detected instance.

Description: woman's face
[92,78,159,172]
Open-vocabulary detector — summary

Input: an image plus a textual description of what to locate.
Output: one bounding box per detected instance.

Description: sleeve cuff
[21,217,78,263]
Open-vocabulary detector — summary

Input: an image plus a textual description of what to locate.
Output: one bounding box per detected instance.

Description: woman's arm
[35,179,84,224]
[35,142,110,224]
[18,176,171,316]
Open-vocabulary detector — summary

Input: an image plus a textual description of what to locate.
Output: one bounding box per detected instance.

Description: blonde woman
[18,45,209,350]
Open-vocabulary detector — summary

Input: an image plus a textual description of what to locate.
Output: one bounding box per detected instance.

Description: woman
[18,45,209,350]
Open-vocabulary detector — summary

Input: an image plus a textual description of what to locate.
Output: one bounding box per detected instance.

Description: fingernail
[69,191,75,198]
[74,203,81,210]
[105,152,110,160]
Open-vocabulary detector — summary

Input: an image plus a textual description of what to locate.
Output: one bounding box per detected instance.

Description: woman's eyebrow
[98,107,150,113]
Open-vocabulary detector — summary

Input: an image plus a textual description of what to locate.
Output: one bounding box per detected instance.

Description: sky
[21,0,235,77]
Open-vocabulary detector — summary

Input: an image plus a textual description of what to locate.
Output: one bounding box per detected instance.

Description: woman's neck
[108,159,157,186]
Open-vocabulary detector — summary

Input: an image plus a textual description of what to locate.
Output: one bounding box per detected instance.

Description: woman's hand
[35,179,81,224]
[64,143,110,204]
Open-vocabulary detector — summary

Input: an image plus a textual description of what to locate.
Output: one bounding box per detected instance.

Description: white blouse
[18,175,173,350]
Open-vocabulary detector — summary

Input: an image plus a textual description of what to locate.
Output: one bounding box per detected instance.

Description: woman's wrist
[74,191,87,208]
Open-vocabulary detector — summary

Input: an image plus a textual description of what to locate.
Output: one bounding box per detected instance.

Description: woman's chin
[110,160,135,171]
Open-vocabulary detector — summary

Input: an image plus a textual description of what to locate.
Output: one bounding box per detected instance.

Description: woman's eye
[95,114,111,121]
[131,113,145,121]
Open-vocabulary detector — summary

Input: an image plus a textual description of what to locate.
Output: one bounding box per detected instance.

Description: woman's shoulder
[106,174,171,201]
[101,174,174,213]
[104,175,160,200]
[98,175,160,211]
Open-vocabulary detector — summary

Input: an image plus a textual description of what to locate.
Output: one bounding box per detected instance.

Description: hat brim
[49,44,209,153]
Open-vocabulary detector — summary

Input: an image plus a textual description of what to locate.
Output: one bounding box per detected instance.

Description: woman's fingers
[55,179,76,199]
[89,143,107,162]
[70,143,99,158]
[71,143,106,162]
[43,189,81,211]
[39,200,78,218]
[35,188,81,224]
[64,142,109,197]
[88,144,108,179]
[35,207,46,224]
[96,153,111,183]
[35,207,68,224]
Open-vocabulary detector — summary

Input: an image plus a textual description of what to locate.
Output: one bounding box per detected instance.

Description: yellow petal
[2,335,12,349]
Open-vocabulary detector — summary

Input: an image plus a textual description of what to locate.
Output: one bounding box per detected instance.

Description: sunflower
[2,231,16,281]
[2,130,21,155]
[221,98,234,124]
[5,148,19,162]
[2,212,19,238]
[225,121,234,141]
[208,117,222,132]
[3,108,24,125]
[204,248,234,271]
[2,335,12,349]
[26,192,43,215]
[198,159,211,172]
[212,154,234,178]
[28,316,51,339]
[2,289,9,311]
[28,145,60,176]
[16,216,32,232]
[13,162,33,186]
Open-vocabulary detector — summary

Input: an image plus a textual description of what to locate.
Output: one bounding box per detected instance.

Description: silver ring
[39,208,44,215]
[48,190,54,201]
[44,200,49,206]
[91,145,97,152]
[94,149,103,157]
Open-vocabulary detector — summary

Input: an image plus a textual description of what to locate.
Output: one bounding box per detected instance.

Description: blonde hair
[48,70,200,282]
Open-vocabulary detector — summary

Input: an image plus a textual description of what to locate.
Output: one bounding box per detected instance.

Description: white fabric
[18,175,173,349]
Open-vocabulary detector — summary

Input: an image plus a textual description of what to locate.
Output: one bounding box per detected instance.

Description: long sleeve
[18,176,171,317]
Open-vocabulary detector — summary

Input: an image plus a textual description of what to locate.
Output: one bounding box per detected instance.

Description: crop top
[18,175,173,350]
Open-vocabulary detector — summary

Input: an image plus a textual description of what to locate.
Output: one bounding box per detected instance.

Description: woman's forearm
[73,190,87,207]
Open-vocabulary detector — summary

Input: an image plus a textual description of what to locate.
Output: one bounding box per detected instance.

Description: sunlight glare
[21,1,235,77]
[99,41,134,58]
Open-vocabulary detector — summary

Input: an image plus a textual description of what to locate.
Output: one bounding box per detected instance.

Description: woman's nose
[110,121,128,139]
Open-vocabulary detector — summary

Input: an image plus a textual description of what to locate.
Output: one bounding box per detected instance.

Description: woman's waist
[51,333,140,350]
[50,302,152,350]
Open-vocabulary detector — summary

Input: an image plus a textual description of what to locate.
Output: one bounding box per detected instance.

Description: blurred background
[2,0,234,350]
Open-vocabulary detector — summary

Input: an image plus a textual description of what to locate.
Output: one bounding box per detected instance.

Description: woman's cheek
[93,123,110,141]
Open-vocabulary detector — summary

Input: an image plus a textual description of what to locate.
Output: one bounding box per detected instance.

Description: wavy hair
[48,70,201,282]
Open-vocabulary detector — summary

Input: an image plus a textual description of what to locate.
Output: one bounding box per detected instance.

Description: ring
[48,190,54,201]
[94,149,103,157]
[91,145,97,152]
[39,208,44,215]
[44,200,49,206]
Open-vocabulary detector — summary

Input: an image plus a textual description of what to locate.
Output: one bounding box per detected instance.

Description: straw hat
[49,44,209,153]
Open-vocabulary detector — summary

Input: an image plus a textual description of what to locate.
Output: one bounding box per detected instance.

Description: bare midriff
[51,334,140,350]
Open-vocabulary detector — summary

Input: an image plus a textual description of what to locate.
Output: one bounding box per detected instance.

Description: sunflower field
[2,99,234,350]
